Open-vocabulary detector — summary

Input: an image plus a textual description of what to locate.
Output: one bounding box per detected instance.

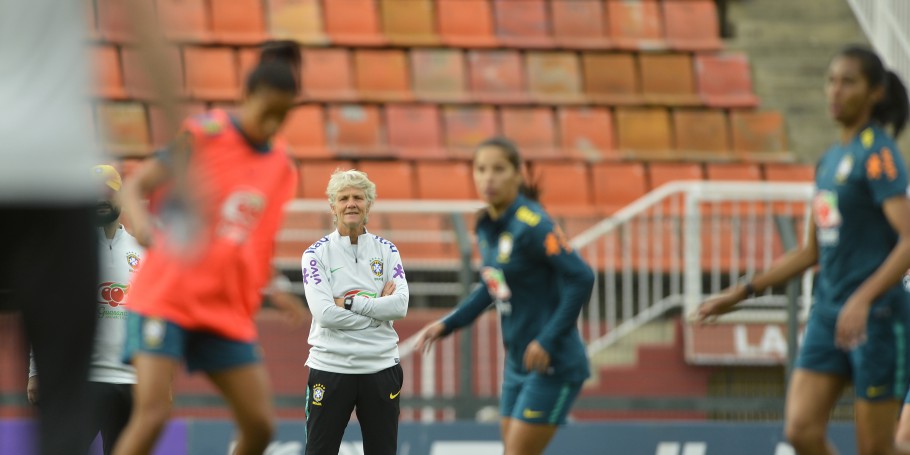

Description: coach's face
[332,187,370,233]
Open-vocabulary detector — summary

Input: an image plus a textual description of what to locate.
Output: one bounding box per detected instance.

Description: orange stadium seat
[526,52,584,104]
[121,46,184,100]
[353,50,413,102]
[493,0,554,48]
[183,47,239,101]
[730,110,790,160]
[662,0,722,51]
[436,0,498,48]
[605,0,665,50]
[468,50,529,104]
[551,0,610,49]
[765,163,814,182]
[266,0,328,44]
[706,163,762,181]
[500,108,559,160]
[92,45,126,99]
[415,162,475,200]
[358,162,416,200]
[326,105,386,158]
[559,107,617,161]
[299,160,355,199]
[96,102,150,156]
[592,162,648,214]
[695,53,759,108]
[149,103,206,147]
[672,110,732,160]
[156,0,210,42]
[616,108,673,159]
[649,163,704,189]
[534,162,594,215]
[386,105,446,160]
[97,0,133,42]
[380,0,439,46]
[411,49,468,102]
[442,106,498,160]
[210,0,267,44]
[582,53,642,105]
[301,48,356,101]
[280,105,331,159]
[323,0,386,46]
[238,48,259,81]
[639,53,700,106]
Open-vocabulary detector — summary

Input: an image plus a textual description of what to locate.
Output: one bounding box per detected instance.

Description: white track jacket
[302,230,409,374]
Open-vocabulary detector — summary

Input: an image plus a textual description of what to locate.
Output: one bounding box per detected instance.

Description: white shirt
[30,226,144,383]
[0,1,100,203]
[302,230,409,374]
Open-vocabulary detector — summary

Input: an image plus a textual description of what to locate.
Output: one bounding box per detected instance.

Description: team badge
[312,384,326,406]
[497,233,513,263]
[861,128,874,149]
[126,252,141,271]
[143,318,165,348]
[370,258,384,278]
[835,155,853,183]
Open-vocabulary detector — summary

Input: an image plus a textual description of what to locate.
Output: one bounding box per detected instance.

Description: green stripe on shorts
[895,321,907,399]
[548,384,571,424]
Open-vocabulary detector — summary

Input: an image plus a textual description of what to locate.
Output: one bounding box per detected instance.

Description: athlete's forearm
[745,245,817,295]
[853,238,910,303]
[351,289,408,321]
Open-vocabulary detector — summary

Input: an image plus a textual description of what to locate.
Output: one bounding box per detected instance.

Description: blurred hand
[132,220,154,248]
[693,288,745,324]
[381,281,395,297]
[26,376,38,406]
[415,322,446,354]
[523,341,551,373]
[270,291,307,327]
[836,294,871,350]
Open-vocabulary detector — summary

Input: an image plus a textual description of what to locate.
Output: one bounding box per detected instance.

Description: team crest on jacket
[497,233,513,263]
[370,258,384,278]
[312,383,326,406]
[126,252,141,271]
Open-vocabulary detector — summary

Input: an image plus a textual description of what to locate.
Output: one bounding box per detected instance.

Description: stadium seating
[558,107,617,162]
[442,106,499,160]
[92,44,126,99]
[551,0,609,49]
[183,47,239,100]
[210,0,267,44]
[662,0,723,51]
[326,104,387,158]
[615,108,673,159]
[411,49,469,102]
[592,162,648,214]
[323,0,386,46]
[526,52,584,104]
[280,105,331,159]
[695,53,760,108]
[380,0,439,46]
[605,0,665,50]
[582,53,642,105]
[301,48,356,101]
[353,50,413,102]
[493,0,554,48]
[386,104,447,159]
[266,0,327,44]
[468,50,529,104]
[436,0,498,48]
[415,161,476,200]
[672,109,732,160]
[157,0,210,42]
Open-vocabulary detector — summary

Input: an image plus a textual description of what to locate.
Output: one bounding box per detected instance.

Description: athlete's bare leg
[207,363,275,455]
[784,369,848,455]
[112,355,179,455]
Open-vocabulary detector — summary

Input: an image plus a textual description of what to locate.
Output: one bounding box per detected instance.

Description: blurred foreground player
[112,61,304,455]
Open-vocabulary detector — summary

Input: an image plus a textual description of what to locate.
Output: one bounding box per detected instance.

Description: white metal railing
[847,0,910,89]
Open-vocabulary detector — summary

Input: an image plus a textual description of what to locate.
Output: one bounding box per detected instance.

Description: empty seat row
[89,0,721,51]
[95,101,788,161]
[93,44,759,108]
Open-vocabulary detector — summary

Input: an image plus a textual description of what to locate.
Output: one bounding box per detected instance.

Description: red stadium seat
[301,48,356,101]
[353,50,413,102]
[500,108,559,160]
[323,0,386,46]
[662,0,722,51]
[280,105,331,159]
[605,0,665,50]
[706,163,762,181]
[149,103,206,148]
[436,0,498,48]
[415,162,475,200]
[386,105,446,160]
[526,52,584,104]
[672,110,732,160]
[156,0,211,42]
[299,160,355,199]
[96,102,150,156]
[582,53,642,105]
[92,45,126,99]
[210,0,267,44]
[380,0,439,46]
[551,0,610,49]
[493,0,554,48]
[695,53,759,108]
[266,0,328,44]
[97,0,134,42]
[534,162,594,215]
[358,162,416,200]
[121,46,184,100]
[639,53,700,106]
[183,47,240,101]
[326,105,387,158]
[765,164,814,182]
[615,108,673,159]
[411,49,468,102]
[730,111,790,161]
[649,163,704,190]
[442,107,498,160]
[468,50,529,104]
[559,108,617,161]
[592,162,648,214]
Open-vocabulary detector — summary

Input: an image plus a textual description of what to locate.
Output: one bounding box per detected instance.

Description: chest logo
[813,190,842,246]
[835,155,853,183]
[97,282,130,307]
[498,233,513,263]
[481,267,512,303]
[217,189,266,244]
[370,258,384,278]
[126,252,141,271]
[343,289,378,299]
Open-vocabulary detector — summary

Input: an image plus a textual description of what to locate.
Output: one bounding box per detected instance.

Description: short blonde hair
[326,169,377,206]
